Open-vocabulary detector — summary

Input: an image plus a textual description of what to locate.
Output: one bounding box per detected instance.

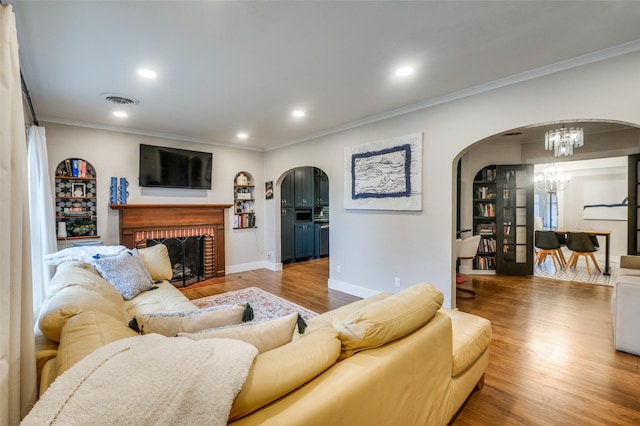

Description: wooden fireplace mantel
[110,203,233,276]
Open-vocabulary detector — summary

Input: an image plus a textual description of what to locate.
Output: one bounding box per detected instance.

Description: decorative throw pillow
[179,312,299,353]
[138,244,173,281]
[93,250,154,300]
[130,303,249,336]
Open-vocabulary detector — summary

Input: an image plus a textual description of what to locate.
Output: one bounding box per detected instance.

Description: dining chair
[534,230,564,271]
[565,232,601,274]
[455,234,481,298]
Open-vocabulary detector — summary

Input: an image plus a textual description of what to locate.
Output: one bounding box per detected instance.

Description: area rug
[192,287,318,322]
[534,256,616,286]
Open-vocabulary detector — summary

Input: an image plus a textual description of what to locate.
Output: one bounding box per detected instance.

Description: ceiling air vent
[101,93,139,105]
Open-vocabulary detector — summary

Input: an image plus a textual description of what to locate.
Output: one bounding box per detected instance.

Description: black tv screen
[139,144,212,189]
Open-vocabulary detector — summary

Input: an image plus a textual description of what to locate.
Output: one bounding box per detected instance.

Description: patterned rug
[533,254,616,286]
[192,287,318,322]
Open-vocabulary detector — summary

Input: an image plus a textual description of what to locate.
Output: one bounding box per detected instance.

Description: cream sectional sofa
[32,245,492,425]
[612,255,640,356]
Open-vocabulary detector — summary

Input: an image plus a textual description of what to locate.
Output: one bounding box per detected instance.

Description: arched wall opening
[452,119,640,303]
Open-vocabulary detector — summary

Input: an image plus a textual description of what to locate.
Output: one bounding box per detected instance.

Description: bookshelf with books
[472,164,534,275]
[473,166,497,272]
[54,158,99,241]
[233,171,257,229]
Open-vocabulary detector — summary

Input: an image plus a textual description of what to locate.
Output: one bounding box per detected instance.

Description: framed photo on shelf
[72,183,86,197]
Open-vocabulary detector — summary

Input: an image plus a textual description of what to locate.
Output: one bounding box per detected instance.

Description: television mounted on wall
[139,144,212,190]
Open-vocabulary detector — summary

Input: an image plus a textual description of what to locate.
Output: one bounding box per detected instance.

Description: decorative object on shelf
[57,221,67,238]
[236,172,248,185]
[66,218,96,236]
[72,183,86,197]
[265,181,273,199]
[110,176,117,205]
[118,177,129,204]
[545,126,584,157]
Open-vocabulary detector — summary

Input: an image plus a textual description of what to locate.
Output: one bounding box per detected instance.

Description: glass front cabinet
[473,164,534,276]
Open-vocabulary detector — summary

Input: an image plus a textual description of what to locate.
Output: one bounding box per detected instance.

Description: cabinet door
[496,164,534,275]
[281,173,294,208]
[294,167,314,207]
[281,208,294,262]
[294,222,314,259]
[314,169,329,206]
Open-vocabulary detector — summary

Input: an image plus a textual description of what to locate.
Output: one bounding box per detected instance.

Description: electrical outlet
[337,265,342,273]
[394,277,401,288]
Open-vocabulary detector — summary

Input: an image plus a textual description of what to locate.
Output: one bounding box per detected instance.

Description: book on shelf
[476,203,495,217]
[476,223,496,235]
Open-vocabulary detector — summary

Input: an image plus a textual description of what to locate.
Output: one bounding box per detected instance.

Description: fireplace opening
[136,234,215,287]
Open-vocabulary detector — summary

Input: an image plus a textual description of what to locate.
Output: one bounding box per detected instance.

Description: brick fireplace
[111,204,232,281]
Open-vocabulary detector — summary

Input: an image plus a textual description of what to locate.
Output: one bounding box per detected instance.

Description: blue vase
[118,177,129,204]
[110,177,117,205]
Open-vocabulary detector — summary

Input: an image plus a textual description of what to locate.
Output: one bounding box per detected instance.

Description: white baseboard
[328,278,381,299]
[225,260,283,274]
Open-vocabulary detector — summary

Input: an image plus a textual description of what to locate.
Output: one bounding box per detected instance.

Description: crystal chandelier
[534,166,570,194]
[545,126,584,156]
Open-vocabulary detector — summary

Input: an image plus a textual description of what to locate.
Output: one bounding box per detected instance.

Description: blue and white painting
[583,178,627,221]
[344,133,422,211]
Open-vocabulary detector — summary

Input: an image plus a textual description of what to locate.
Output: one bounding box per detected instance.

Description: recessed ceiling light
[137,68,157,79]
[292,110,305,118]
[237,132,249,139]
[113,111,128,118]
[395,67,414,77]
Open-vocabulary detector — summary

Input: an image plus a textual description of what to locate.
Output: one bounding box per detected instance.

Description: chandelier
[545,126,584,157]
[534,166,570,194]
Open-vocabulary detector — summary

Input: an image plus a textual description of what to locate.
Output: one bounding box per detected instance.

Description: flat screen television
[139,144,212,189]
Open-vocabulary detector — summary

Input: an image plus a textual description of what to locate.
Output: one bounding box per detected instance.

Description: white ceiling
[8,1,640,151]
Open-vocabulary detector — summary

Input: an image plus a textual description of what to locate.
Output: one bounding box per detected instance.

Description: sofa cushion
[179,312,299,353]
[56,311,139,376]
[131,304,248,336]
[337,283,444,359]
[440,308,492,376]
[229,322,341,421]
[38,262,129,342]
[138,244,173,281]
[94,250,154,300]
[123,281,197,319]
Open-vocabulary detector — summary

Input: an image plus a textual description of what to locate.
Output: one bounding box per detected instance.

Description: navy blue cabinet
[294,222,314,259]
[281,208,294,262]
[281,173,294,208]
[294,167,314,207]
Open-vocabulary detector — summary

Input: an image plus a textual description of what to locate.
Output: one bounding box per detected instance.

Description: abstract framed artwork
[344,132,422,210]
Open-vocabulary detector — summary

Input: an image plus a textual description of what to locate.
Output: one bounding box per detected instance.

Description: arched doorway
[453,120,640,296]
[280,166,329,264]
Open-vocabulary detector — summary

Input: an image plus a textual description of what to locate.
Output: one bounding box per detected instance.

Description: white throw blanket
[21,334,258,425]
[43,245,128,266]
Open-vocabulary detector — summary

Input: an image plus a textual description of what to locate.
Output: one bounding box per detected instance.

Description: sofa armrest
[619,255,640,270]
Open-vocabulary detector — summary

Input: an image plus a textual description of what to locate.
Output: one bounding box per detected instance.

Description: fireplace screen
[136,234,215,287]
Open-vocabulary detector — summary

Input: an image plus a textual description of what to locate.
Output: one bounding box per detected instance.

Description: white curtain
[27,125,57,317]
[0,4,38,425]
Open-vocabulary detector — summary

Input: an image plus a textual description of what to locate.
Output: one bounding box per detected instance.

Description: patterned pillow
[94,250,154,300]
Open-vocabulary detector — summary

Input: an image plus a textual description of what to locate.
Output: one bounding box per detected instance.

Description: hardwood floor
[180,261,640,425]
